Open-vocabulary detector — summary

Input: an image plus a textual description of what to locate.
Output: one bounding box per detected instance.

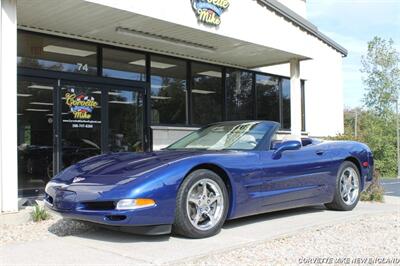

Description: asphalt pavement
[381,178,400,197]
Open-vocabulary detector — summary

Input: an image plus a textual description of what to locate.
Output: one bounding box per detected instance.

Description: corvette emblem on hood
[72,176,85,183]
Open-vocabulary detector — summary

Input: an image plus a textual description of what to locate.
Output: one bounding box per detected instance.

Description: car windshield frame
[165,121,278,151]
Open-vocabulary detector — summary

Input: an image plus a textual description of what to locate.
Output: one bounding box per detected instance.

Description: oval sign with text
[191,0,230,26]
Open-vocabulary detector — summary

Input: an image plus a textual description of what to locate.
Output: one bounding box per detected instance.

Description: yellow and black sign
[65,91,98,120]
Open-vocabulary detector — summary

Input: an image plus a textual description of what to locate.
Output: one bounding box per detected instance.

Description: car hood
[52,150,202,184]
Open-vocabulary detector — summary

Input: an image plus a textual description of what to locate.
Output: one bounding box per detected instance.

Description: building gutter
[257,0,348,57]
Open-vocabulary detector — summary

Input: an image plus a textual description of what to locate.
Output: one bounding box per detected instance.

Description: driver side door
[258,140,334,211]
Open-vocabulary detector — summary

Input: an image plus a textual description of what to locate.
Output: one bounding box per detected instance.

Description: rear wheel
[325,161,361,211]
[172,169,229,238]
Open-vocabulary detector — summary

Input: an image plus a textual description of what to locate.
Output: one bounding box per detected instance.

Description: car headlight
[45,181,68,192]
[115,199,156,210]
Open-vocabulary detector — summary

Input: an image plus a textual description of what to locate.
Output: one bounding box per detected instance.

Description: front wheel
[325,161,361,211]
[172,169,229,238]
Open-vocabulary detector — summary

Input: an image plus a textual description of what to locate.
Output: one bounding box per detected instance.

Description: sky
[307,0,400,108]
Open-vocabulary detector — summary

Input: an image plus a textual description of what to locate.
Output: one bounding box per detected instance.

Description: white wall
[0,0,18,212]
[85,0,317,59]
[301,50,344,137]
[260,46,345,137]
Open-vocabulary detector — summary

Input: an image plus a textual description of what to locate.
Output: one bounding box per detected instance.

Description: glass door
[58,82,145,171]
[17,78,56,196]
[108,89,144,152]
[60,84,102,169]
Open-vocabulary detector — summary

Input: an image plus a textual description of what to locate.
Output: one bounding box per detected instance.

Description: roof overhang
[17,0,309,69]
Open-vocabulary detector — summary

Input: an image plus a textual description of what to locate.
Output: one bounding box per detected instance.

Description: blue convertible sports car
[45,121,373,238]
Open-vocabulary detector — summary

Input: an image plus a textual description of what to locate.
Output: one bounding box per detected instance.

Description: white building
[0,0,346,212]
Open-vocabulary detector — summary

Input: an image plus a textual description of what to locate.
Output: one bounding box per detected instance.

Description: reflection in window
[150,56,187,125]
[192,63,223,125]
[282,78,291,130]
[226,69,254,120]
[102,48,146,81]
[17,80,54,196]
[256,74,280,122]
[108,89,144,152]
[18,31,97,75]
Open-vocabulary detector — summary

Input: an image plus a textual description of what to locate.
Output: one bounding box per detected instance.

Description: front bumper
[44,183,174,231]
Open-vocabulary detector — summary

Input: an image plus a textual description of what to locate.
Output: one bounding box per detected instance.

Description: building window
[301,80,306,132]
[17,31,97,75]
[102,48,146,81]
[226,69,254,120]
[281,78,291,130]
[256,74,280,123]
[191,63,223,125]
[150,56,187,125]
[17,79,54,197]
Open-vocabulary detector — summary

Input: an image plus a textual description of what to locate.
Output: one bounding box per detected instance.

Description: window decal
[65,88,97,120]
[63,88,101,129]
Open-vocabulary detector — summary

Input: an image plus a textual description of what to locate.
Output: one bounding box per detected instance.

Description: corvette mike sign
[191,0,230,26]
[63,87,101,129]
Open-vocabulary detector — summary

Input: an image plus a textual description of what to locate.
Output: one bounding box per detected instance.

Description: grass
[380,176,399,179]
[31,205,51,222]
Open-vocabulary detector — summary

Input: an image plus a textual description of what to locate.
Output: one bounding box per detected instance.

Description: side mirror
[272,140,301,159]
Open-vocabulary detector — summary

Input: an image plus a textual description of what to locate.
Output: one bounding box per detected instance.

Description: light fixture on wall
[28,85,54,90]
[129,59,176,69]
[92,91,120,96]
[30,102,54,106]
[43,45,96,57]
[25,108,50,112]
[116,27,216,53]
[109,101,135,105]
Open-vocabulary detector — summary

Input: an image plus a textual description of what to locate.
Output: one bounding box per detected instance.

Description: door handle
[316,150,325,156]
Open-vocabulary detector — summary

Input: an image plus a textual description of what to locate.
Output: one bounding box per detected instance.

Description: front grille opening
[105,215,127,221]
[81,201,116,210]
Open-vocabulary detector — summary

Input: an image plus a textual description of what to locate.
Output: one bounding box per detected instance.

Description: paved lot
[1,198,398,265]
[381,178,400,197]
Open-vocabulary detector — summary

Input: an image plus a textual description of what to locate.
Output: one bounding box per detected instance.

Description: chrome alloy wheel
[186,178,224,231]
[340,167,360,205]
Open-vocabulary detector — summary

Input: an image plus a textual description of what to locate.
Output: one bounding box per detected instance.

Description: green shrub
[327,110,397,178]
[360,175,385,202]
[31,205,50,222]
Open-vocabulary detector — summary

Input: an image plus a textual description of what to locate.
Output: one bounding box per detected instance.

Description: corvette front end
[44,180,174,234]
[42,151,194,234]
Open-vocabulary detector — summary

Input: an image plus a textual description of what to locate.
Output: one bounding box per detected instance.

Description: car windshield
[166,121,274,151]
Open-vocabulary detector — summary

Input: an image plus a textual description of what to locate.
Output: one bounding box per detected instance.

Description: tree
[361,37,400,118]
[334,37,399,178]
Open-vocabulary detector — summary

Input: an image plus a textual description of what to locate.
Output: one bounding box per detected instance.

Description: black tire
[325,161,361,211]
[172,169,229,238]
